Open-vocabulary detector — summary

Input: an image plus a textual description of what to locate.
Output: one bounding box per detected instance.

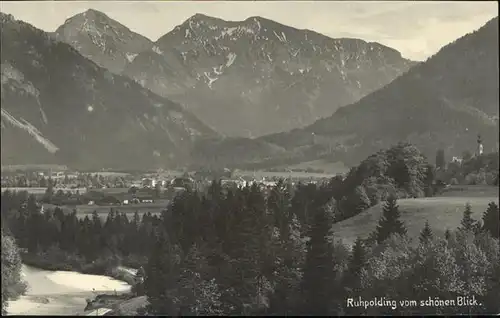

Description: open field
[1,164,68,172]
[332,185,499,247]
[43,200,170,219]
[93,188,131,195]
[151,171,185,178]
[2,187,87,195]
[233,169,338,179]
[84,172,131,177]
[273,159,349,175]
[438,185,499,197]
[7,265,131,316]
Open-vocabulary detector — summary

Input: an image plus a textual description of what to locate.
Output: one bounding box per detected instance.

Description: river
[6,265,131,316]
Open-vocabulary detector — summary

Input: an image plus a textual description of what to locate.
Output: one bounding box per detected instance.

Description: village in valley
[0,165,330,217]
[0,133,495,219]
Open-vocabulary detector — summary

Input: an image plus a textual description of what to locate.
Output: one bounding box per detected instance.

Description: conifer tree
[223,184,271,314]
[176,244,223,316]
[345,237,366,293]
[300,204,336,315]
[144,229,178,316]
[268,214,305,316]
[444,229,451,241]
[349,186,371,214]
[375,196,407,244]
[459,203,477,233]
[419,220,433,245]
[482,202,499,239]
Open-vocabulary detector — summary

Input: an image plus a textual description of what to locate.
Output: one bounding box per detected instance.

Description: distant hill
[1,12,217,171]
[57,11,416,138]
[196,17,499,169]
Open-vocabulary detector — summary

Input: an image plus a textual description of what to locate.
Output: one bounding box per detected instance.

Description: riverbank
[7,265,132,315]
[21,250,145,286]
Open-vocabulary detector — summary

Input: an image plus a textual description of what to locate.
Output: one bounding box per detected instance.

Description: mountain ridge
[1,12,217,170]
[192,16,499,169]
[54,10,417,138]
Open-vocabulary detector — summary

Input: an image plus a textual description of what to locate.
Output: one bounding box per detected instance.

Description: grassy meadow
[1,164,68,172]
[233,169,339,179]
[43,200,170,220]
[332,185,499,246]
[273,159,349,175]
[2,187,87,196]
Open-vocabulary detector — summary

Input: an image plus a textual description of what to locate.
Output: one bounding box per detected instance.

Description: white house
[451,156,463,165]
[142,178,156,188]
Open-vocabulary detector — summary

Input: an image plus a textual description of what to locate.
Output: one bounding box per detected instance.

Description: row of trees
[2,189,159,272]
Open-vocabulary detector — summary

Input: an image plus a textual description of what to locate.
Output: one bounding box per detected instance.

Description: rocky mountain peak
[52,11,416,138]
[166,13,263,45]
[55,9,153,74]
[123,13,417,137]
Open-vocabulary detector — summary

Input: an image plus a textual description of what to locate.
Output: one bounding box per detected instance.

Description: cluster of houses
[126,175,295,200]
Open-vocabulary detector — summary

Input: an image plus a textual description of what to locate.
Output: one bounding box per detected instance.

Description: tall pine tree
[345,237,366,293]
[144,229,179,316]
[482,202,499,239]
[444,229,451,241]
[300,203,336,315]
[459,203,478,233]
[375,196,407,244]
[419,220,433,245]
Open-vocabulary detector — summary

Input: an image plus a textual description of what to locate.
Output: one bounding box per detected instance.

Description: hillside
[54,9,153,74]
[269,17,499,164]
[0,12,217,171]
[202,16,499,169]
[118,13,416,137]
[331,186,499,247]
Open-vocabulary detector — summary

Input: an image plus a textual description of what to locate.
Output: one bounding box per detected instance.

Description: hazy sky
[0,1,497,61]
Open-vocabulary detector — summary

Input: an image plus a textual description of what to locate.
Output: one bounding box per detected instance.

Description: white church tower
[476,134,484,157]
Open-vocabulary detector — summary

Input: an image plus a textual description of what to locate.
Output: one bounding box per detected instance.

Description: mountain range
[200,16,499,169]
[1,9,498,171]
[55,10,416,137]
[0,12,217,170]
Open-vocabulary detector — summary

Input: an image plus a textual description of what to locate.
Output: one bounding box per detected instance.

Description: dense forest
[1,143,499,315]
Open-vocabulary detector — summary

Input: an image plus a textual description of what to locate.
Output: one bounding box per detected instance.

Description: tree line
[436,150,499,186]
